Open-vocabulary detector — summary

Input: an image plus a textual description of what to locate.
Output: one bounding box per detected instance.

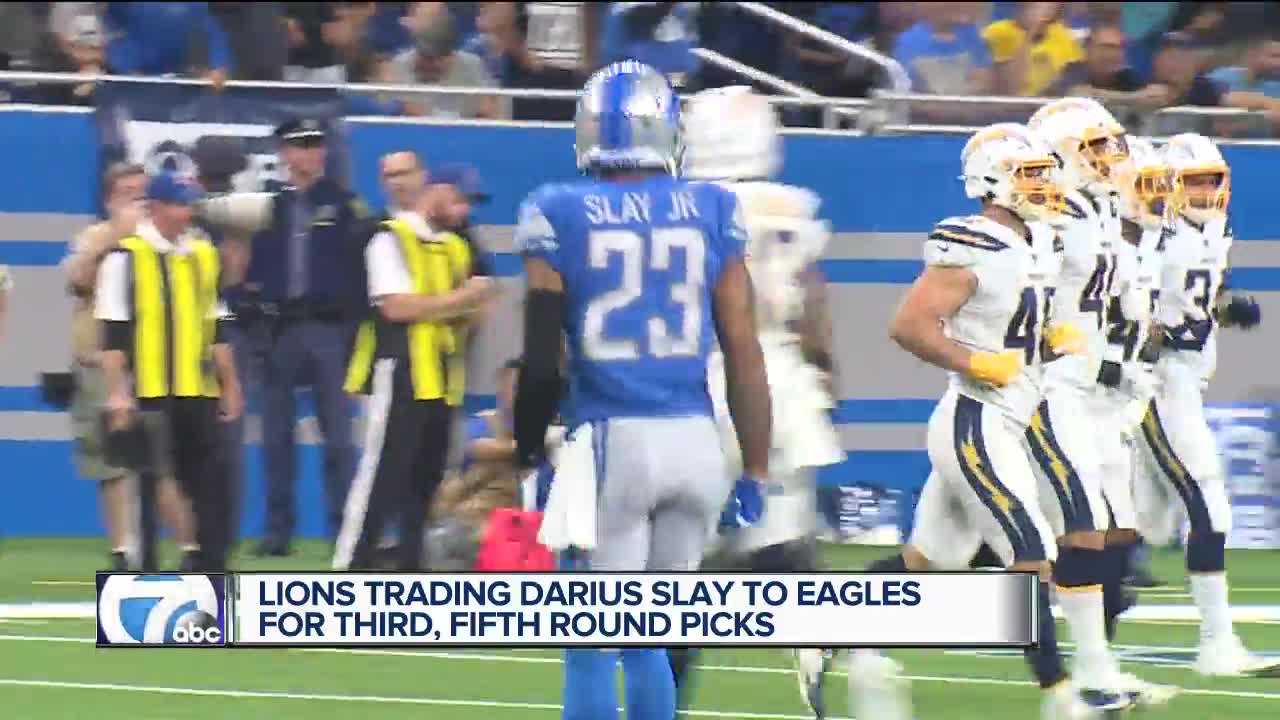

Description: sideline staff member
[64,163,196,570]
[333,188,496,571]
[96,173,245,572]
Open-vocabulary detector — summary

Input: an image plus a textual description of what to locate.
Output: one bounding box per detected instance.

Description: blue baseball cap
[146,173,202,206]
[431,162,489,203]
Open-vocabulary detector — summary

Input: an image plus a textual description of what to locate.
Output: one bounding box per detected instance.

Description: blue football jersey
[515,174,747,423]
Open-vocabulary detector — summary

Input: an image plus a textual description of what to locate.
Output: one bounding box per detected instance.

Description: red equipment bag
[474,508,556,571]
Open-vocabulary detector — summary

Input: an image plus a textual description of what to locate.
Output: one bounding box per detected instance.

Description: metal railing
[1,70,1274,142]
[0,69,871,128]
[730,1,911,94]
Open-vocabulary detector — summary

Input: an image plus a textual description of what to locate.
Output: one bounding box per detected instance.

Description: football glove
[1045,321,1087,355]
[967,350,1023,388]
[1219,295,1262,330]
[719,475,766,530]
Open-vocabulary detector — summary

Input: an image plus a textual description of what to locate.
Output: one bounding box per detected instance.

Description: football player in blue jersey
[511,61,774,720]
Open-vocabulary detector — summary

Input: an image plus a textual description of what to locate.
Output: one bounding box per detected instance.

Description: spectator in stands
[210,2,288,81]
[1153,31,1226,107]
[44,12,106,105]
[984,1,1084,96]
[1147,30,1278,136]
[1209,33,1280,99]
[0,3,40,70]
[781,3,874,98]
[284,3,349,83]
[366,2,414,59]
[598,2,700,89]
[893,1,994,95]
[104,2,230,90]
[382,6,505,119]
[1049,24,1170,118]
[464,2,582,120]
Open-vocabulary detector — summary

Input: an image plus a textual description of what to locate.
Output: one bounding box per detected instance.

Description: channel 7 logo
[97,574,227,646]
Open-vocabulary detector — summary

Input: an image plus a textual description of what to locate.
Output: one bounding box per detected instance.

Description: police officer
[96,172,245,572]
[242,118,370,557]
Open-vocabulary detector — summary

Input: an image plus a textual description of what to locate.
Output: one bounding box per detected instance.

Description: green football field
[1,539,1277,719]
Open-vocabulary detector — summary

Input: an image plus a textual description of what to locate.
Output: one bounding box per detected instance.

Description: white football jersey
[1105,229,1163,367]
[1155,216,1232,383]
[723,181,829,340]
[926,215,1052,425]
[1045,189,1122,389]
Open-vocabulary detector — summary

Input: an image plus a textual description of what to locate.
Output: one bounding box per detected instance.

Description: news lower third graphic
[96,574,228,647]
[92,573,1034,648]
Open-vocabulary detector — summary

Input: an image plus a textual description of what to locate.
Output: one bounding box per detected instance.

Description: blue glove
[718,475,766,530]
[1222,295,1261,330]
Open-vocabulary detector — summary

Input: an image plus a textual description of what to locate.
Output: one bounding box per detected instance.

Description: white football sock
[1057,586,1116,687]
[1189,572,1233,644]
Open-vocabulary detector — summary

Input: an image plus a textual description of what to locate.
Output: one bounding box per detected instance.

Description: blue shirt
[893,21,992,94]
[515,175,746,424]
[1208,66,1280,98]
[106,2,231,75]
[600,3,699,78]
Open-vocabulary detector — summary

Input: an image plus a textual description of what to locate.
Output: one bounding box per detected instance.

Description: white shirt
[94,221,229,323]
[365,211,433,302]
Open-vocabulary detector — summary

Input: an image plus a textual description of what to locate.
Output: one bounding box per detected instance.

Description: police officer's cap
[274,117,327,145]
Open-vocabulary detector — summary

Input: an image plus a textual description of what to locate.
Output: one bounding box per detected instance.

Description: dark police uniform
[243,118,371,554]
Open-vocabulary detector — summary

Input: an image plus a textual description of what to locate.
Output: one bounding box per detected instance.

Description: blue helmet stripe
[602,68,627,151]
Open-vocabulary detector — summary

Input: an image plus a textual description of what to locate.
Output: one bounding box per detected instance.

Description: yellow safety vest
[345,220,473,405]
[121,235,222,399]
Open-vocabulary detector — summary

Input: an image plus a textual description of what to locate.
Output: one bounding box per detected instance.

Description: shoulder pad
[928,217,1010,252]
[728,182,820,220]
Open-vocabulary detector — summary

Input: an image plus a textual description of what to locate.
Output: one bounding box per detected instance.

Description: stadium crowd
[0,3,1279,133]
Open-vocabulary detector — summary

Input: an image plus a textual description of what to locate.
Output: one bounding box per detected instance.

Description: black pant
[135,398,232,572]
[335,358,453,571]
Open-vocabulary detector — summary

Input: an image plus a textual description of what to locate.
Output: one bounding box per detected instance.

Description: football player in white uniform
[1139,133,1273,677]
[678,87,847,718]
[1105,136,1172,599]
[876,124,1102,720]
[1022,98,1161,708]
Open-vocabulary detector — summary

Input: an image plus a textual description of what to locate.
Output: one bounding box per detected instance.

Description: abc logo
[98,575,223,645]
[172,610,222,644]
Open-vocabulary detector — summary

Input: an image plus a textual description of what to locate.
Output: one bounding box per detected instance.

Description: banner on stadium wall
[96,572,1036,648]
[1207,405,1280,549]
[94,81,352,196]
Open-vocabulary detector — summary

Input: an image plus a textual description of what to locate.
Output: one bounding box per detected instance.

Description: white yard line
[0,679,832,719]
[30,581,96,587]
[1,634,1277,702]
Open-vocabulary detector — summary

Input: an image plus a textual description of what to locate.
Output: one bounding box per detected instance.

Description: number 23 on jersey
[584,227,707,361]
